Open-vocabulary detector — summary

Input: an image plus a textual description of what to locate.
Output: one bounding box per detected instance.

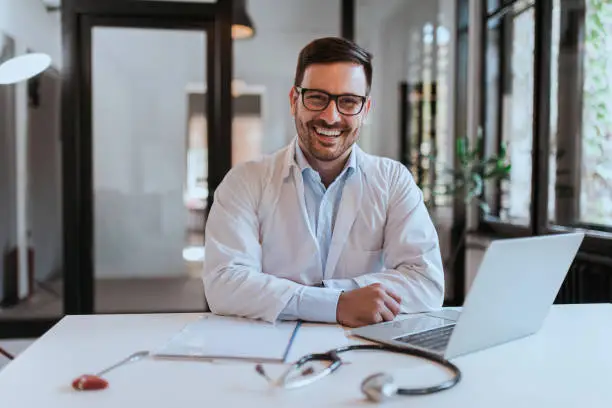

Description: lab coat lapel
[324,169,363,278]
[284,138,319,246]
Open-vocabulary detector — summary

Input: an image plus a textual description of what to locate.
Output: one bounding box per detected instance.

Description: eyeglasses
[295,86,367,116]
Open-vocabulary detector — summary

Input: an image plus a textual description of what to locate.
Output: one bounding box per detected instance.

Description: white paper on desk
[153,315,301,363]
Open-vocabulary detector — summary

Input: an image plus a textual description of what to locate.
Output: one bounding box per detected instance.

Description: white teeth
[315,127,342,137]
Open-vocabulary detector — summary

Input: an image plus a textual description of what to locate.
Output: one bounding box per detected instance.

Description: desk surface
[0,304,610,407]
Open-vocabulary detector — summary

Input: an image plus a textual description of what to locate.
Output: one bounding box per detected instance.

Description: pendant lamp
[233,0,255,40]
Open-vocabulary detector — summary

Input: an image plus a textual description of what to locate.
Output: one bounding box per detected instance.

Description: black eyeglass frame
[295,86,368,116]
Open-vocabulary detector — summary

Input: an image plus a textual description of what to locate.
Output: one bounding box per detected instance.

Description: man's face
[290,62,371,163]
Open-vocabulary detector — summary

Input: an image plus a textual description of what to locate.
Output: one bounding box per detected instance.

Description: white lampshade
[0,53,51,85]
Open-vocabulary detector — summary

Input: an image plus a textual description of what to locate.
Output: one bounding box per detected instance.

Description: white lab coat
[202,138,445,323]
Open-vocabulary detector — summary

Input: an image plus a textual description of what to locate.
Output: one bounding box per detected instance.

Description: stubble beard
[296,117,358,162]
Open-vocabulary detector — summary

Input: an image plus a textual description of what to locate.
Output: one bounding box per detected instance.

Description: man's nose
[319,100,341,124]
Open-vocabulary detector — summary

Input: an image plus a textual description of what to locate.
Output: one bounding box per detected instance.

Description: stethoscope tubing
[295,343,461,395]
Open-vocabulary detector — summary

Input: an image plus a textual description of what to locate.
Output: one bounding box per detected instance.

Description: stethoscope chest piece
[361,372,399,403]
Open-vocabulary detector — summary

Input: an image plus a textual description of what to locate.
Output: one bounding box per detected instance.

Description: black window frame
[456,0,612,305]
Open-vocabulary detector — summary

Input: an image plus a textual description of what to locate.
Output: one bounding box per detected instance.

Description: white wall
[355,0,455,161]
[0,0,60,297]
[0,0,61,66]
[234,0,341,154]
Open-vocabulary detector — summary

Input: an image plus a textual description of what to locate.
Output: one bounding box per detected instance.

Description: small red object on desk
[70,350,149,391]
[72,374,109,391]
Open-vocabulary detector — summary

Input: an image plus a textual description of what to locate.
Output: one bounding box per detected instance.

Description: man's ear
[289,86,298,116]
[362,97,372,121]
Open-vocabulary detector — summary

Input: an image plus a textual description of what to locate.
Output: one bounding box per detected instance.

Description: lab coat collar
[293,140,357,182]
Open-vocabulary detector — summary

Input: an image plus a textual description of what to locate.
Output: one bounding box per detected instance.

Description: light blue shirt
[277,143,360,321]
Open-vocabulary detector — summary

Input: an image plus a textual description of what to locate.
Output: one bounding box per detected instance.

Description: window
[548,0,612,230]
[483,1,536,226]
[463,0,612,306]
[476,0,612,238]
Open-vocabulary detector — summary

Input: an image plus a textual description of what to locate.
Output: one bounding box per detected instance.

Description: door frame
[61,0,233,315]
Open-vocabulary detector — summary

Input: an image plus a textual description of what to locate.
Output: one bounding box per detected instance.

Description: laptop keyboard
[394,324,455,352]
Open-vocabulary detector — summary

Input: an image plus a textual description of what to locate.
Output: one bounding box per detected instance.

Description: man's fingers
[378,305,395,322]
[386,288,402,304]
[383,293,401,316]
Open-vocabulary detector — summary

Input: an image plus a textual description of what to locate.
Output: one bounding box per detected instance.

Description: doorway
[61,0,233,315]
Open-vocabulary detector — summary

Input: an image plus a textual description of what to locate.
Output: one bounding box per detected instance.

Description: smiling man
[202,37,445,328]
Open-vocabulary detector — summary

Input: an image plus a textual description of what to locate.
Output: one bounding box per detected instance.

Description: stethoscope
[255,343,461,403]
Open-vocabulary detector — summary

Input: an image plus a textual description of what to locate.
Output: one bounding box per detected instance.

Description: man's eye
[306,95,326,102]
[340,98,360,106]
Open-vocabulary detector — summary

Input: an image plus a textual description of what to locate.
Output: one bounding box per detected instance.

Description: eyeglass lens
[302,90,364,115]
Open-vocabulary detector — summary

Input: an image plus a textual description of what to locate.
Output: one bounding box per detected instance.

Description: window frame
[474,0,612,257]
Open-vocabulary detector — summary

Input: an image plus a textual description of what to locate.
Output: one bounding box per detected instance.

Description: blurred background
[0,0,611,360]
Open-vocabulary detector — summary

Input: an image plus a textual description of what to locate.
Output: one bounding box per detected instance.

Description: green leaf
[456,137,468,166]
[498,142,507,159]
[593,13,604,33]
[478,200,491,215]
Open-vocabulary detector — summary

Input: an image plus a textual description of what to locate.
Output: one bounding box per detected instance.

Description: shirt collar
[294,141,357,177]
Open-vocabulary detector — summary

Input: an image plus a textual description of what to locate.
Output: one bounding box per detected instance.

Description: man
[202,37,444,328]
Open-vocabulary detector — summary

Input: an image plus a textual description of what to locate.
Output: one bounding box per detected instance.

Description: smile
[314,126,342,137]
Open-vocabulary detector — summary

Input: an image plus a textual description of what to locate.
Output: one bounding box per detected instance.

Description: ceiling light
[233,0,255,40]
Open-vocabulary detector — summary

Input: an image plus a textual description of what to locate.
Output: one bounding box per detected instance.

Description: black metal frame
[0,0,234,338]
[341,0,355,40]
[61,0,233,316]
[478,0,612,245]
[473,0,612,303]
[448,0,471,306]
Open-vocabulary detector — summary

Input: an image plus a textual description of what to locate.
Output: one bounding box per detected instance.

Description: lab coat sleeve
[352,164,445,313]
[277,286,342,323]
[202,164,303,323]
[322,278,360,291]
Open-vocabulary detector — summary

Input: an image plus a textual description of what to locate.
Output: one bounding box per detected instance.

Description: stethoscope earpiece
[361,372,398,403]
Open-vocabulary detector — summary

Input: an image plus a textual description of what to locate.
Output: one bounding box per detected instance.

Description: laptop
[349,232,585,359]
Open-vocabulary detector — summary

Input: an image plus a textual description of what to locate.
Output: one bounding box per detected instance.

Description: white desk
[0,304,610,407]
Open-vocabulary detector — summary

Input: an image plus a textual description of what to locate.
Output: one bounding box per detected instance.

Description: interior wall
[355,0,454,161]
[0,0,61,67]
[0,0,60,300]
[27,69,62,283]
[0,33,16,301]
[233,3,341,154]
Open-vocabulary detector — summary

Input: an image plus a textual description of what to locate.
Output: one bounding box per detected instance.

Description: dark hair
[294,37,373,95]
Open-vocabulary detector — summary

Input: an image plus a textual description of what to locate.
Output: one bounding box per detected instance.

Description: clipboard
[153,315,301,363]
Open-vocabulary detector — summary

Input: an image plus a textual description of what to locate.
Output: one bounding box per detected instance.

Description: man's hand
[336,283,402,328]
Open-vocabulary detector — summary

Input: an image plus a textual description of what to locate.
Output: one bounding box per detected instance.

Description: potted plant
[425,129,512,271]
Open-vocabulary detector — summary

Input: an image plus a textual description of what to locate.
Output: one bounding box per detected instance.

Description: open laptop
[350,232,585,359]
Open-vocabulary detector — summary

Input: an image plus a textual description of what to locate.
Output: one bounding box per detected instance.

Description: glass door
[61,0,233,315]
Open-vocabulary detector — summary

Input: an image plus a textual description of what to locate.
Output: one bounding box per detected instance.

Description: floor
[0,276,206,372]
[0,339,34,371]
[0,276,206,319]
